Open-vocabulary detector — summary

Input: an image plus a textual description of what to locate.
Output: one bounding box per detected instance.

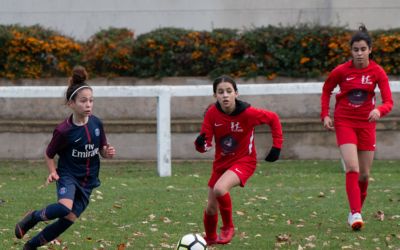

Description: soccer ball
[176,233,207,250]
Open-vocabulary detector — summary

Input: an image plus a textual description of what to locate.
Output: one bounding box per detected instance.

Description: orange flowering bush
[1,24,400,80]
[0,25,82,79]
[371,30,400,75]
[131,28,245,78]
[82,27,135,77]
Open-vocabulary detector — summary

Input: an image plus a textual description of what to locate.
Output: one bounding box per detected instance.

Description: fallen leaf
[132,231,145,237]
[113,204,122,209]
[374,210,384,221]
[305,242,316,248]
[341,246,353,249]
[276,233,291,242]
[305,235,316,241]
[49,238,62,245]
[161,217,171,223]
[256,195,268,200]
[239,232,248,239]
[390,215,400,220]
[236,211,245,216]
[117,243,126,250]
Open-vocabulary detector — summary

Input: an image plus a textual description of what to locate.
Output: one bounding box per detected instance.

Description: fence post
[157,88,172,177]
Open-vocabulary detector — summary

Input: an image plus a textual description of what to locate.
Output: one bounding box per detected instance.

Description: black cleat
[15,211,36,239]
[23,242,37,250]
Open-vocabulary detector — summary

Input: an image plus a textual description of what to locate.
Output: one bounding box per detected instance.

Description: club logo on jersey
[219,135,238,154]
[95,128,100,136]
[361,75,372,85]
[231,122,243,132]
[59,187,67,195]
[347,89,368,106]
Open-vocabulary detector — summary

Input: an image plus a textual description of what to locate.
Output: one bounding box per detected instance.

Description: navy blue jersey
[46,115,107,188]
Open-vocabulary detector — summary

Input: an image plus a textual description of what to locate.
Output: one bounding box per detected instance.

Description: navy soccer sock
[32,203,71,222]
[27,218,74,247]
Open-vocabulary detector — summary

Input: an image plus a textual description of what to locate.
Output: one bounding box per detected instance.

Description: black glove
[195,133,206,148]
[265,147,281,162]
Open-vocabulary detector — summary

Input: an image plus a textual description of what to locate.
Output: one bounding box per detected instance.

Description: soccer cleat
[23,242,37,250]
[217,226,235,244]
[204,235,218,246]
[348,212,364,231]
[15,211,37,239]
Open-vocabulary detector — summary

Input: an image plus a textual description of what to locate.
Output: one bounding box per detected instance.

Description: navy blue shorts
[56,175,93,217]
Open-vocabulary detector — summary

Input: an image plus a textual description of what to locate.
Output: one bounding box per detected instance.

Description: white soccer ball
[176,233,208,250]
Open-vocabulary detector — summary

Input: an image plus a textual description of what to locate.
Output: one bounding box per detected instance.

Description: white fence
[1,82,399,176]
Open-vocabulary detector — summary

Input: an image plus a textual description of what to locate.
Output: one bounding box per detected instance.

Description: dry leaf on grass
[113,204,122,209]
[117,243,126,250]
[236,210,245,216]
[374,210,384,221]
[276,233,291,242]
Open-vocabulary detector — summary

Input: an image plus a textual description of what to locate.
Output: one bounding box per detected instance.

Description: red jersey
[321,60,393,127]
[195,100,283,172]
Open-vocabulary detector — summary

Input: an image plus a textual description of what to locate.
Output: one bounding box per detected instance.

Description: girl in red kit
[194,75,283,245]
[321,25,393,230]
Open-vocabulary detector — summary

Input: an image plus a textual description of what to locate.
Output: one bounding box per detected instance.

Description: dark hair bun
[69,65,88,86]
[359,24,368,33]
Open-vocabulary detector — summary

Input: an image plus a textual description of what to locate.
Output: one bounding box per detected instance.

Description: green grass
[1,160,400,250]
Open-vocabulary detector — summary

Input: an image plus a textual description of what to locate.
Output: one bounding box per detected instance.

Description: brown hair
[65,65,91,102]
[350,24,372,48]
[212,75,238,94]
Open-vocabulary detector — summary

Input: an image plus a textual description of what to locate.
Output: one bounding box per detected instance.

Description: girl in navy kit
[15,66,116,249]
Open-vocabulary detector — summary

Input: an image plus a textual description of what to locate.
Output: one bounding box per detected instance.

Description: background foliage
[1,24,400,80]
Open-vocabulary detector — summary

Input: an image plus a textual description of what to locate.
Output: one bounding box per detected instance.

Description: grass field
[0,160,399,250]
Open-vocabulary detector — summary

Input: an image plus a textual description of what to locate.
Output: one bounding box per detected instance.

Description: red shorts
[334,125,376,151]
[208,162,256,188]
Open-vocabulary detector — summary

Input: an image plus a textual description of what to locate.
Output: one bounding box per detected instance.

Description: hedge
[1,24,400,80]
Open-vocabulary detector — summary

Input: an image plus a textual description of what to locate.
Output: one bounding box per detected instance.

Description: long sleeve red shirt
[195,100,283,171]
[321,60,393,127]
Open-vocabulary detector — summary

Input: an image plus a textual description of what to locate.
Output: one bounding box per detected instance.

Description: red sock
[216,193,234,229]
[346,171,361,214]
[203,210,218,240]
[358,180,369,208]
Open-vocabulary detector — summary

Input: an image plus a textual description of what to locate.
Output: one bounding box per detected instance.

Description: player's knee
[57,203,72,218]
[212,186,227,197]
[64,212,78,222]
[359,173,369,182]
[345,164,359,172]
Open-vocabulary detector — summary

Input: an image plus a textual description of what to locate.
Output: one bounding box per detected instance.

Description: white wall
[1,0,400,40]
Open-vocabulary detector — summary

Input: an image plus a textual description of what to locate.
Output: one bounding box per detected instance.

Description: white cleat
[348,212,364,231]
